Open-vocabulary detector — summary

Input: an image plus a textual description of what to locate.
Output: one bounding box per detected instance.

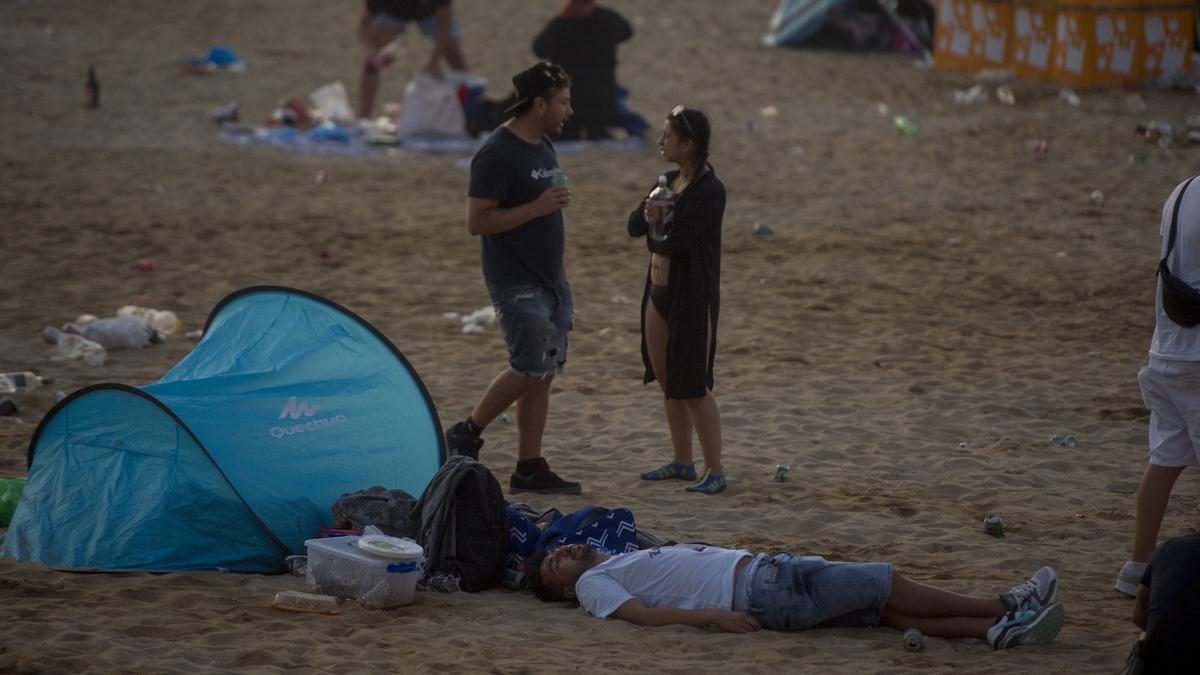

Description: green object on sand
[0,477,27,527]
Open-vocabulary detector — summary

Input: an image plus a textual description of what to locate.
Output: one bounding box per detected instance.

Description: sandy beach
[2,0,1199,672]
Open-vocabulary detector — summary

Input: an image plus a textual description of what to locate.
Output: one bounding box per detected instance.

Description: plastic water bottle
[0,372,53,395]
[81,316,157,349]
[117,306,181,336]
[272,591,344,615]
[647,175,674,242]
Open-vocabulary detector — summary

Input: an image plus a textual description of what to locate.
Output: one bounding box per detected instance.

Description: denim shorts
[371,11,462,39]
[733,553,892,630]
[488,280,573,377]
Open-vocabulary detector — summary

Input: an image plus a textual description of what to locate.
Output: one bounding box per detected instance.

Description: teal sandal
[685,469,727,495]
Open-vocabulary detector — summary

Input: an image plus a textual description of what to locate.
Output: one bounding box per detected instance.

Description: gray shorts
[733,553,893,630]
[371,11,462,38]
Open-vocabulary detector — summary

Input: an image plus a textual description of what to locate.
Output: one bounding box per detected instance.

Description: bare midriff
[650,252,670,287]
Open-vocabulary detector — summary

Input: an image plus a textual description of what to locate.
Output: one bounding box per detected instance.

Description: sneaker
[684,469,726,495]
[640,462,697,481]
[1000,566,1058,612]
[987,602,1065,650]
[445,421,483,460]
[510,459,581,495]
[1114,560,1147,597]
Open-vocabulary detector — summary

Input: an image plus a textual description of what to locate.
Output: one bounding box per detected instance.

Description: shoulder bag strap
[1163,176,1198,272]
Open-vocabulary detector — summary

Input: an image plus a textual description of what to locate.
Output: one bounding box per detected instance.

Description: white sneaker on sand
[1114,561,1147,597]
[1003,566,1058,612]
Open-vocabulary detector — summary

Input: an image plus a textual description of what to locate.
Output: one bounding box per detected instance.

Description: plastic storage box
[305,535,423,609]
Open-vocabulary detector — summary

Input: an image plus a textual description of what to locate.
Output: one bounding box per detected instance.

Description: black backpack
[411,457,508,593]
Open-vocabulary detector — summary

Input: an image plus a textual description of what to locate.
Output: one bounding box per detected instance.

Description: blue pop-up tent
[1,286,445,572]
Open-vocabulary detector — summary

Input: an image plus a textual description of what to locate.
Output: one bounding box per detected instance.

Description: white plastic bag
[309,81,356,125]
[395,75,466,140]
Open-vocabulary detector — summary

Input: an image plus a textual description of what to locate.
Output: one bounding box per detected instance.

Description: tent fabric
[763,0,933,52]
[2,286,446,573]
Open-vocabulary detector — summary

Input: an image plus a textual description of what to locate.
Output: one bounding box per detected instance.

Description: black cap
[503,61,571,117]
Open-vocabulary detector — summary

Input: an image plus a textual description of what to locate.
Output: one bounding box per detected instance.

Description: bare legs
[644,299,722,474]
[469,370,553,462]
[356,22,469,120]
[879,573,1008,639]
[1130,464,1186,562]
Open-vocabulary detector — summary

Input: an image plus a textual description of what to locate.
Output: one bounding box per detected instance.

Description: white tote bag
[395,74,466,140]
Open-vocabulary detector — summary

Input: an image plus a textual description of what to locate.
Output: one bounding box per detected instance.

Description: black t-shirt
[468,126,565,287]
[1141,534,1200,673]
[366,0,448,20]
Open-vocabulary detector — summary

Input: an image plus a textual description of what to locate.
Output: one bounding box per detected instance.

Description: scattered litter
[442,312,461,320]
[1129,153,1149,166]
[952,84,987,105]
[85,65,100,109]
[134,259,154,272]
[752,222,775,236]
[750,338,767,350]
[1055,250,1067,258]
[210,101,239,125]
[893,115,918,136]
[319,247,332,258]
[760,105,779,117]
[1088,351,1102,358]
[758,277,770,285]
[958,441,969,448]
[1031,139,1049,158]
[52,390,67,404]
[772,464,789,482]
[117,306,181,336]
[741,121,758,133]
[499,414,511,425]
[272,590,343,615]
[308,81,356,125]
[1058,88,1081,107]
[1050,434,1078,448]
[461,306,496,334]
[1137,120,1177,148]
[903,628,925,652]
[315,169,327,185]
[0,399,17,417]
[946,236,962,245]
[983,513,1004,536]
[186,329,205,341]
[51,334,107,366]
[995,85,1015,105]
[1090,190,1104,205]
[609,295,629,305]
[285,555,308,577]
[876,102,890,117]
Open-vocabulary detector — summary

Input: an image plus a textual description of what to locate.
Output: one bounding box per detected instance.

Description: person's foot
[445,421,483,460]
[684,469,726,495]
[640,462,697,481]
[1001,566,1058,612]
[987,602,1065,650]
[1114,560,1147,597]
[510,458,581,495]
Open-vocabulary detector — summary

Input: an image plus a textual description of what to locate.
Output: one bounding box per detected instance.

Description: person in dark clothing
[627,106,726,494]
[357,0,469,119]
[444,62,582,496]
[532,0,632,140]
[1132,534,1200,673]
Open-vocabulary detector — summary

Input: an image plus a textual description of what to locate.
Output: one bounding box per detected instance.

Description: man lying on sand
[527,543,1064,650]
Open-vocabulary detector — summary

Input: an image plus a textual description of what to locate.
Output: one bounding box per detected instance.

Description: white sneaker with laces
[1114,560,1147,597]
[1002,566,1058,612]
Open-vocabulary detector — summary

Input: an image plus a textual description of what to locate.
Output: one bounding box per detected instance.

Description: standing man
[1115,176,1200,596]
[357,0,470,119]
[446,62,581,495]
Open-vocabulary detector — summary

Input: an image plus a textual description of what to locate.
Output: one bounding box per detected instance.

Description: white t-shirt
[1151,177,1200,361]
[574,545,750,619]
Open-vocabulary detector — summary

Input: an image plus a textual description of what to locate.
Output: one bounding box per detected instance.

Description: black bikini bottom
[649,284,670,320]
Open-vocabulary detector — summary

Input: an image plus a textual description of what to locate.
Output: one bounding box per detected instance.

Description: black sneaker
[510,459,581,495]
[445,421,484,460]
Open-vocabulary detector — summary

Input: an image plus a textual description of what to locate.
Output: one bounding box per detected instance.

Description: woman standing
[627,106,727,494]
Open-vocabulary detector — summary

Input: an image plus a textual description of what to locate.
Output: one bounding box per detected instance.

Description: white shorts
[1139,357,1200,467]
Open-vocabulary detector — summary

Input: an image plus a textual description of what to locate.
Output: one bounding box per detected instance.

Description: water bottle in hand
[647,175,674,242]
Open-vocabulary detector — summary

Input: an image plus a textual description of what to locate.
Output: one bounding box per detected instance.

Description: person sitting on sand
[1129,533,1200,673]
[526,543,1065,650]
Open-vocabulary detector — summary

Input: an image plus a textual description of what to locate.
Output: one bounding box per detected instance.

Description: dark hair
[667,106,712,176]
[508,62,572,118]
[524,550,565,603]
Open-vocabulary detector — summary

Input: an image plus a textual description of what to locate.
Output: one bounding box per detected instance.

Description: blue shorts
[488,280,572,378]
[371,11,462,39]
[733,553,892,630]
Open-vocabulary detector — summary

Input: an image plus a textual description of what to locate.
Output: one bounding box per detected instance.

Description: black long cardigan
[626,167,726,399]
